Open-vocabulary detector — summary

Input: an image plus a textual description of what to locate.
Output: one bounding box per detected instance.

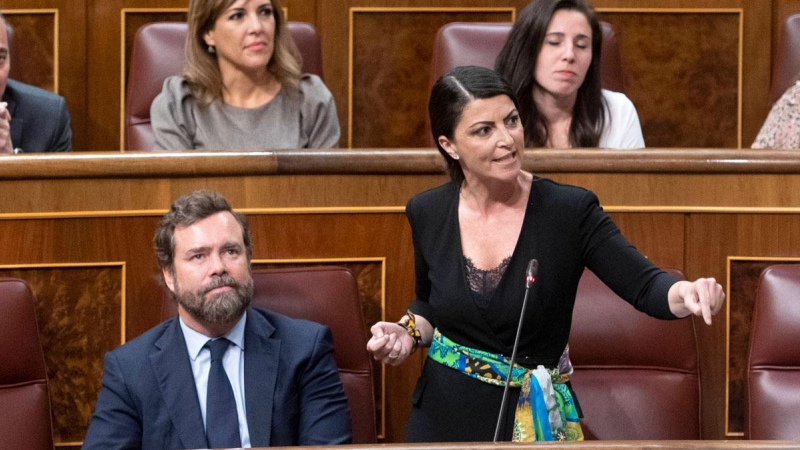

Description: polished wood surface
[6,149,800,446]
[271,442,800,450]
[10,148,800,179]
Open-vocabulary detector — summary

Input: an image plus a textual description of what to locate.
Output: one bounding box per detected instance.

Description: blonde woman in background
[151,0,339,150]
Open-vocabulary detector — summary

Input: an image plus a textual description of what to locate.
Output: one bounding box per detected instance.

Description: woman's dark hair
[495,0,605,147]
[429,66,520,184]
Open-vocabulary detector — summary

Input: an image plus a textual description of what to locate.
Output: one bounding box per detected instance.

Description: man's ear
[438,136,459,160]
[162,267,176,294]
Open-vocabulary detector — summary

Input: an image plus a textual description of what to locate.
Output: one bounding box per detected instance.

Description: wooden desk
[3,149,799,447]
[274,442,800,450]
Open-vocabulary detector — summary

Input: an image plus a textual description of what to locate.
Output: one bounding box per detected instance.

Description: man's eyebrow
[184,245,211,255]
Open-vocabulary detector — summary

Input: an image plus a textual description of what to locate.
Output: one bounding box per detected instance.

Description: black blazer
[4,78,71,152]
[406,177,679,363]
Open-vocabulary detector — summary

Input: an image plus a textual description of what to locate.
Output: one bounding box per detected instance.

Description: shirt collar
[179,311,248,361]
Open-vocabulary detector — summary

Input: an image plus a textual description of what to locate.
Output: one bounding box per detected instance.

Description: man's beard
[174,273,254,326]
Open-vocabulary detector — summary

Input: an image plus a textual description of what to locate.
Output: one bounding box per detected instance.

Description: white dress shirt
[179,312,252,447]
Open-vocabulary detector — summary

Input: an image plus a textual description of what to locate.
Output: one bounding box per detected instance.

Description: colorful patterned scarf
[427,328,583,442]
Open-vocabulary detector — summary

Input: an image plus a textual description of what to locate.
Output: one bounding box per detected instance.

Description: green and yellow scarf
[427,328,583,442]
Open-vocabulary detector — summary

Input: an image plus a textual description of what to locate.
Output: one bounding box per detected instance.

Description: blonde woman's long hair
[183,0,303,105]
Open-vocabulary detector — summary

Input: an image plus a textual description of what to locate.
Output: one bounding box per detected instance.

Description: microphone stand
[493,259,538,443]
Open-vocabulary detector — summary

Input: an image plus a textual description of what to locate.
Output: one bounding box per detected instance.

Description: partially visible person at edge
[366,66,724,443]
[151,0,340,150]
[0,13,71,153]
[83,190,351,449]
[495,0,644,149]
[752,74,800,149]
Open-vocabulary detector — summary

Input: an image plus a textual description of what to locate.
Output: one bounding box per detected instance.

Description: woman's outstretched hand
[669,278,726,325]
[367,322,414,366]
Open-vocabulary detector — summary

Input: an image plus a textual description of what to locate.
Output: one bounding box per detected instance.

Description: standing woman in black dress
[366,65,724,443]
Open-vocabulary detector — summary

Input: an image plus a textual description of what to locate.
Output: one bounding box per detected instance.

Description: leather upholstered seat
[745,264,800,440]
[0,278,54,450]
[568,268,701,439]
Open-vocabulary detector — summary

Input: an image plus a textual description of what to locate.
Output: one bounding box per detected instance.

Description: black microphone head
[526,259,538,288]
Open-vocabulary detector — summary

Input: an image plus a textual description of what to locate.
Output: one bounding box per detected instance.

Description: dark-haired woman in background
[495,0,643,149]
[151,0,339,150]
[366,66,723,442]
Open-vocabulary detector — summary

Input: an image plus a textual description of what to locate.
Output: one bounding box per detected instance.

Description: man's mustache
[201,275,240,295]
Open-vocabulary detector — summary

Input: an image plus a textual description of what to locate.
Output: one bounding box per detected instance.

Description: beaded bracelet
[398,310,422,353]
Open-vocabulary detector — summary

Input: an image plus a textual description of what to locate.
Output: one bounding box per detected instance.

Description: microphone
[493,259,538,443]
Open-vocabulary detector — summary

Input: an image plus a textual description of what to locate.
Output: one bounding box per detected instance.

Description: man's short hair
[154,190,252,272]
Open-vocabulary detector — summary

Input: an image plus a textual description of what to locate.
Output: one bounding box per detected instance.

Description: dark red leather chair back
[429,21,626,93]
[162,266,377,443]
[0,278,54,450]
[569,268,700,439]
[746,264,800,440]
[770,14,800,104]
[126,21,323,151]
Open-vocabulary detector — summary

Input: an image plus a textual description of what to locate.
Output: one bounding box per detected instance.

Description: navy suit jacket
[3,78,72,152]
[83,307,352,449]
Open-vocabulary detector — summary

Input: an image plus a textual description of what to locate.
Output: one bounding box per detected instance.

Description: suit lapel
[149,319,209,450]
[243,310,279,447]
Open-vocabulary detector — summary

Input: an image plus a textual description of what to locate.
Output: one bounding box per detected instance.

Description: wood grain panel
[685,214,800,438]
[592,1,771,146]
[350,9,513,148]
[608,212,685,269]
[0,265,123,446]
[5,11,56,91]
[12,150,800,215]
[599,11,739,148]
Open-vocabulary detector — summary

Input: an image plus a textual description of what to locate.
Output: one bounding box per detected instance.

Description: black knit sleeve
[405,194,436,325]
[577,189,679,319]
